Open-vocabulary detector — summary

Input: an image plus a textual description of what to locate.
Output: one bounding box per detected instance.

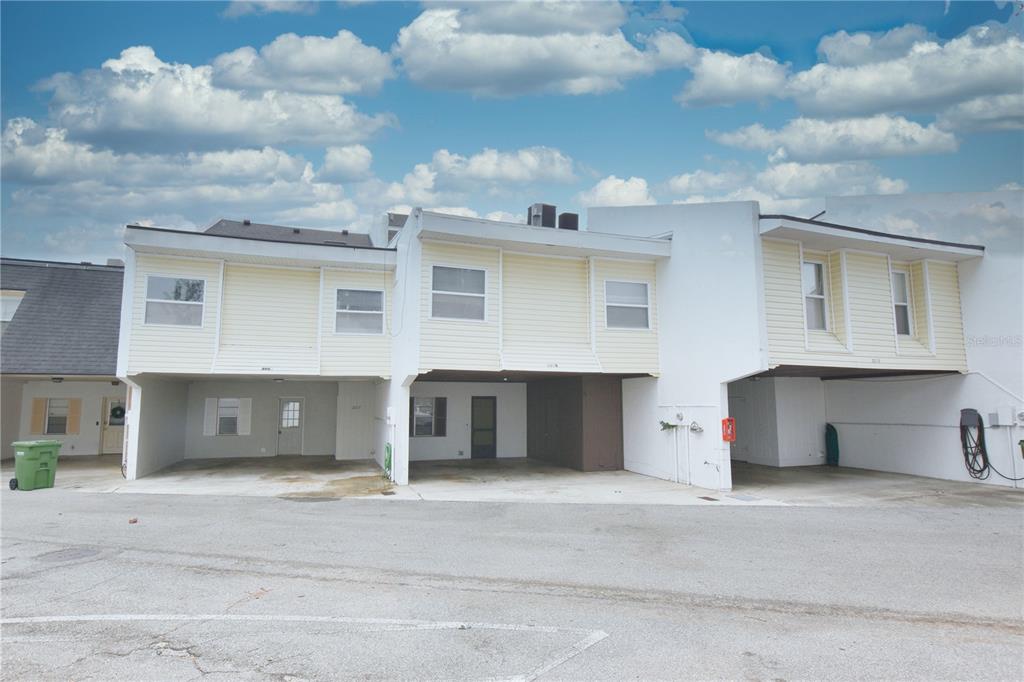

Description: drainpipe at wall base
[1007,426,1021,489]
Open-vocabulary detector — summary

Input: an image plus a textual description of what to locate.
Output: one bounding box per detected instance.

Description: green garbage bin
[9,440,62,491]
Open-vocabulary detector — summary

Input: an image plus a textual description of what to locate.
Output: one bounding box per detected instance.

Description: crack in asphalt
[3,534,1021,635]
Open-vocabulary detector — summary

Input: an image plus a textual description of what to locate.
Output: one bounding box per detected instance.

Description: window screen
[46,398,69,435]
[336,289,384,334]
[217,398,239,435]
[432,267,485,320]
[606,281,649,329]
[410,397,447,436]
[145,276,204,326]
[892,271,911,335]
[802,262,827,331]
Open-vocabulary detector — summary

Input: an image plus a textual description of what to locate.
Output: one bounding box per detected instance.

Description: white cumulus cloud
[816,24,935,66]
[431,146,576,185]
[937,93,1024,131]
[676,49,789,107]
[576,175,656,207]
[38,46,394,151]
[212,30,395,95]
[393,7,692,96]
[709,115,958,161]
[788,22,1024,117]
[222,1,317,18]
[320,145,373,182]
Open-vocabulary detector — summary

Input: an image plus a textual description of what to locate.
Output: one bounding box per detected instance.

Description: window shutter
[66,399,82,435]
[435,397,447,437]
[203,398,217,436]
[30,398,46,435]
[238,398,252,436]
[409,397,414,437]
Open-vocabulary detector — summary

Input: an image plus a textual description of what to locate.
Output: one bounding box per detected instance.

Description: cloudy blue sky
[1,1,1022,262]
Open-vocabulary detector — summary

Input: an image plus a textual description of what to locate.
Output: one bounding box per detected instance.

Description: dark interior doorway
[471,396,497,459]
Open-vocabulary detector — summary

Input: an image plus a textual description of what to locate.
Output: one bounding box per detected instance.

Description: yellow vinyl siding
[845,252,897,359]
[926,261,967,368]
[128,255,219,374]
[215,264,319,374]
[320,268,392,377]
[910,261,931,349]
[419,241,500,371]
[502,253,599,372]
[594,258,659,374]
[762,240,806,357]
[827,251,847,347]
[762,239,967,372]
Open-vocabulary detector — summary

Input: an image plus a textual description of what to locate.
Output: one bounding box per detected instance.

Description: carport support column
[122,377,142,480]
[387,375,415,486]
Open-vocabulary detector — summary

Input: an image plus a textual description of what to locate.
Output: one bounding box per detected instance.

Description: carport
[727,366,1024,492]
[406,370,643,480]
[122,374,390,480]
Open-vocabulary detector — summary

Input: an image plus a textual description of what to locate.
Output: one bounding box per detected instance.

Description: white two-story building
[116,201,1023,490]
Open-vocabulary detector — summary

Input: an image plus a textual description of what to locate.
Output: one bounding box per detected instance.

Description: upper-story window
[802,261,828,331]
[336,289,384,334]
[892,270,912,336]
[605,281,650,329]
[145,276,204,326]
[431,266,485,321]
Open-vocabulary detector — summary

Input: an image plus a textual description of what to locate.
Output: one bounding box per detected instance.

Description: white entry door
[277,398,303,455]
[101,397,125,454]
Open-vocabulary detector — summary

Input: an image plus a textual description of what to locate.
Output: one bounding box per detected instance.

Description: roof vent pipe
[243,219,251,226]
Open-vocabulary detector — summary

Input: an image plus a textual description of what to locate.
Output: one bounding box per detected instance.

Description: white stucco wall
[824,374,1023,487]
[183,380,337,459]
[17,380,126,457]
[409,381,527,461]
[727,377,779,466]
[385,214,424,484]
[127,376,189,478]
[775,378,827,466]
[336,380,380,460]
[589,202,768,490]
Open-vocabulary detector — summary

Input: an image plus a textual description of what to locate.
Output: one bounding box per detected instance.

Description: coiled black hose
[960,408,1024,481]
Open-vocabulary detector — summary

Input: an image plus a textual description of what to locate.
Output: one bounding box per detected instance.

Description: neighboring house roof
[387,212,409,228]
[1,258,123,376]
[204,219,373,248]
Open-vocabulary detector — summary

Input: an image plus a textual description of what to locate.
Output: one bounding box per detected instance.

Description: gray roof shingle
[1,259,123,376]
[204,219,373,248]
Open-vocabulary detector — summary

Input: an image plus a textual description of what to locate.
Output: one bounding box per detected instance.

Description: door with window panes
[277,398,303,455]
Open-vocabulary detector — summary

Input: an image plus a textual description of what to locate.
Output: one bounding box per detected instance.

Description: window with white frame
[431,266,485,320]
[217,398,239,435]
[802,261,827,331]
[46,398,69,435]
[336,289,384,334]
[892,270,912,336]
[280,400,301,428]
[410,397,447,437]
[605,281,650,329]
[145,276,204,326]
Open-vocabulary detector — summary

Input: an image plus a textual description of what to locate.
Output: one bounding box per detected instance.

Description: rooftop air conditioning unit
[528,203,556,228]
[558,212,579,230]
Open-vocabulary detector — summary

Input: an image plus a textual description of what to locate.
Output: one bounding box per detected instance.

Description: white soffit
[759,218,984,262]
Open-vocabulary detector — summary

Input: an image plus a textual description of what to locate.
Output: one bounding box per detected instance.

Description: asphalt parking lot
[2,485,1022,680]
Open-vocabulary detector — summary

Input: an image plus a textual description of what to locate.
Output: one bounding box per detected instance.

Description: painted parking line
[1,613,609,681]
